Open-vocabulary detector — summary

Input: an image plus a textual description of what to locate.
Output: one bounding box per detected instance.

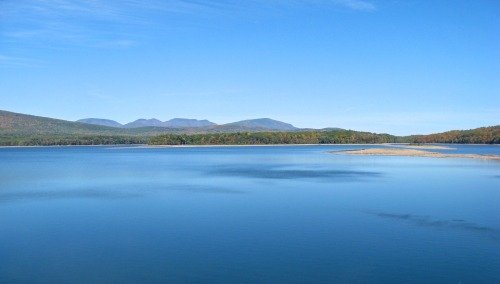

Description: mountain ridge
[225,118,296,131]
[164,118,216,128]
[78,117,294,130]
[78,117,218,128]
[123,119,164,128]
[0,110,307,146]
[2,109,498,146]
[77,118,123,128]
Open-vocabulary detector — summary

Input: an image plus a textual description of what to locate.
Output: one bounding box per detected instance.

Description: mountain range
[77,117,295,130]
[76,118,123,128]
[0,110,303,142]
[80,118,217,128]
[2,109,498,146]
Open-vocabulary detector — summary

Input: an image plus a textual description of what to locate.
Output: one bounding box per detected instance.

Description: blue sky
[1,0,499,135]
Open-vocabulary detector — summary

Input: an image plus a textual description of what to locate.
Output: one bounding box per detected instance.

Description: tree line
[149,130,401,145]
[149,126,500,146]
[1,126,497,146]
[0,136,148,146]
[406,126,500,144]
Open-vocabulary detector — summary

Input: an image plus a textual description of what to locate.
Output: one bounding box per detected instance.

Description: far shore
[1,143,498,149]
[0,144,147,149]
[331,148,500,161]
[0,143,377,149]
[139,143,387,148]
[132,143,465,149]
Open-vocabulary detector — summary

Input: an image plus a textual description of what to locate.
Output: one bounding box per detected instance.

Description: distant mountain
[164,118,217,128]
[0,110,306,146]
[0,110,176,140]
[76,117,217,129]
[77,117,294,130]
[0,110,300,138]
[226,118,297,131]
[407,126,500,144]
[123,119,164,128]
[1,109,499,146]
[77,118,123,128]
[0,110,125,137]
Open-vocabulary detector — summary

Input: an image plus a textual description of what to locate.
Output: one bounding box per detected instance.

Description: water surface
[0,145,499,283]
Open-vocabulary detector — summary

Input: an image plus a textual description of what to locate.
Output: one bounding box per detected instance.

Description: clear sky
[1,0,499,135]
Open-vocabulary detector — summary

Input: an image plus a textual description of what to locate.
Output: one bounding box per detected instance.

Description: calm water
[0,145,499,283]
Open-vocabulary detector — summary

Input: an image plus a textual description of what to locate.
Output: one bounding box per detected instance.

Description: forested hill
[225,118,297,131]
[149,131,401,145]
[406,126,500,144]
[149,126,500,145]
[1,110,498,146]
[0,110,170,136]
[0,110,310,146]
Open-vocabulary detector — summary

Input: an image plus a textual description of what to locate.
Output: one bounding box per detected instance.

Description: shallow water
[0,145,499,283]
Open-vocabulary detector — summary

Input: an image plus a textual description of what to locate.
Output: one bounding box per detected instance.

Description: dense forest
[406,126,500,144]
[0,136,148,146]
[149,126,500,146]
[2,126,498,146]
[1,110,498,146]
[0,110,296,139]
[149,131,401,145]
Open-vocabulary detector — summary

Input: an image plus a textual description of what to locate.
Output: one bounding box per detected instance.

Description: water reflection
[369,211,500,240]
[209,166,382,181]
[0,184,240,203]
[0,188,137,203]
[1,146,499,283]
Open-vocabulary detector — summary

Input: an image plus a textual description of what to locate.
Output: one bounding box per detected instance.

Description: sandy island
[331,148,500,161]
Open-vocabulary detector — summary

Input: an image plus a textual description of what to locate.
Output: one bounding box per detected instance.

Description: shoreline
[330,148,500,161]
[0,143,377,149]
[1,143,499,149]
[139,143,388,148]
[0,144,147,149]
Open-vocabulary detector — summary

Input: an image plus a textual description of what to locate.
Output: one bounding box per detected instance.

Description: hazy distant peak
[123,118,164,128]
[77,118,123,128]
[76,117,295,130]
[226,118,297,131]
[164,118,217,128]
[137,118,162,122]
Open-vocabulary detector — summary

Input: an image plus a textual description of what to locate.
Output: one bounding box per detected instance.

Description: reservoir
[1,145,499,283]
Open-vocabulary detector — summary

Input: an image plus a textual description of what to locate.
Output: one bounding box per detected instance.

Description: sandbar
[331,148,500,161]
